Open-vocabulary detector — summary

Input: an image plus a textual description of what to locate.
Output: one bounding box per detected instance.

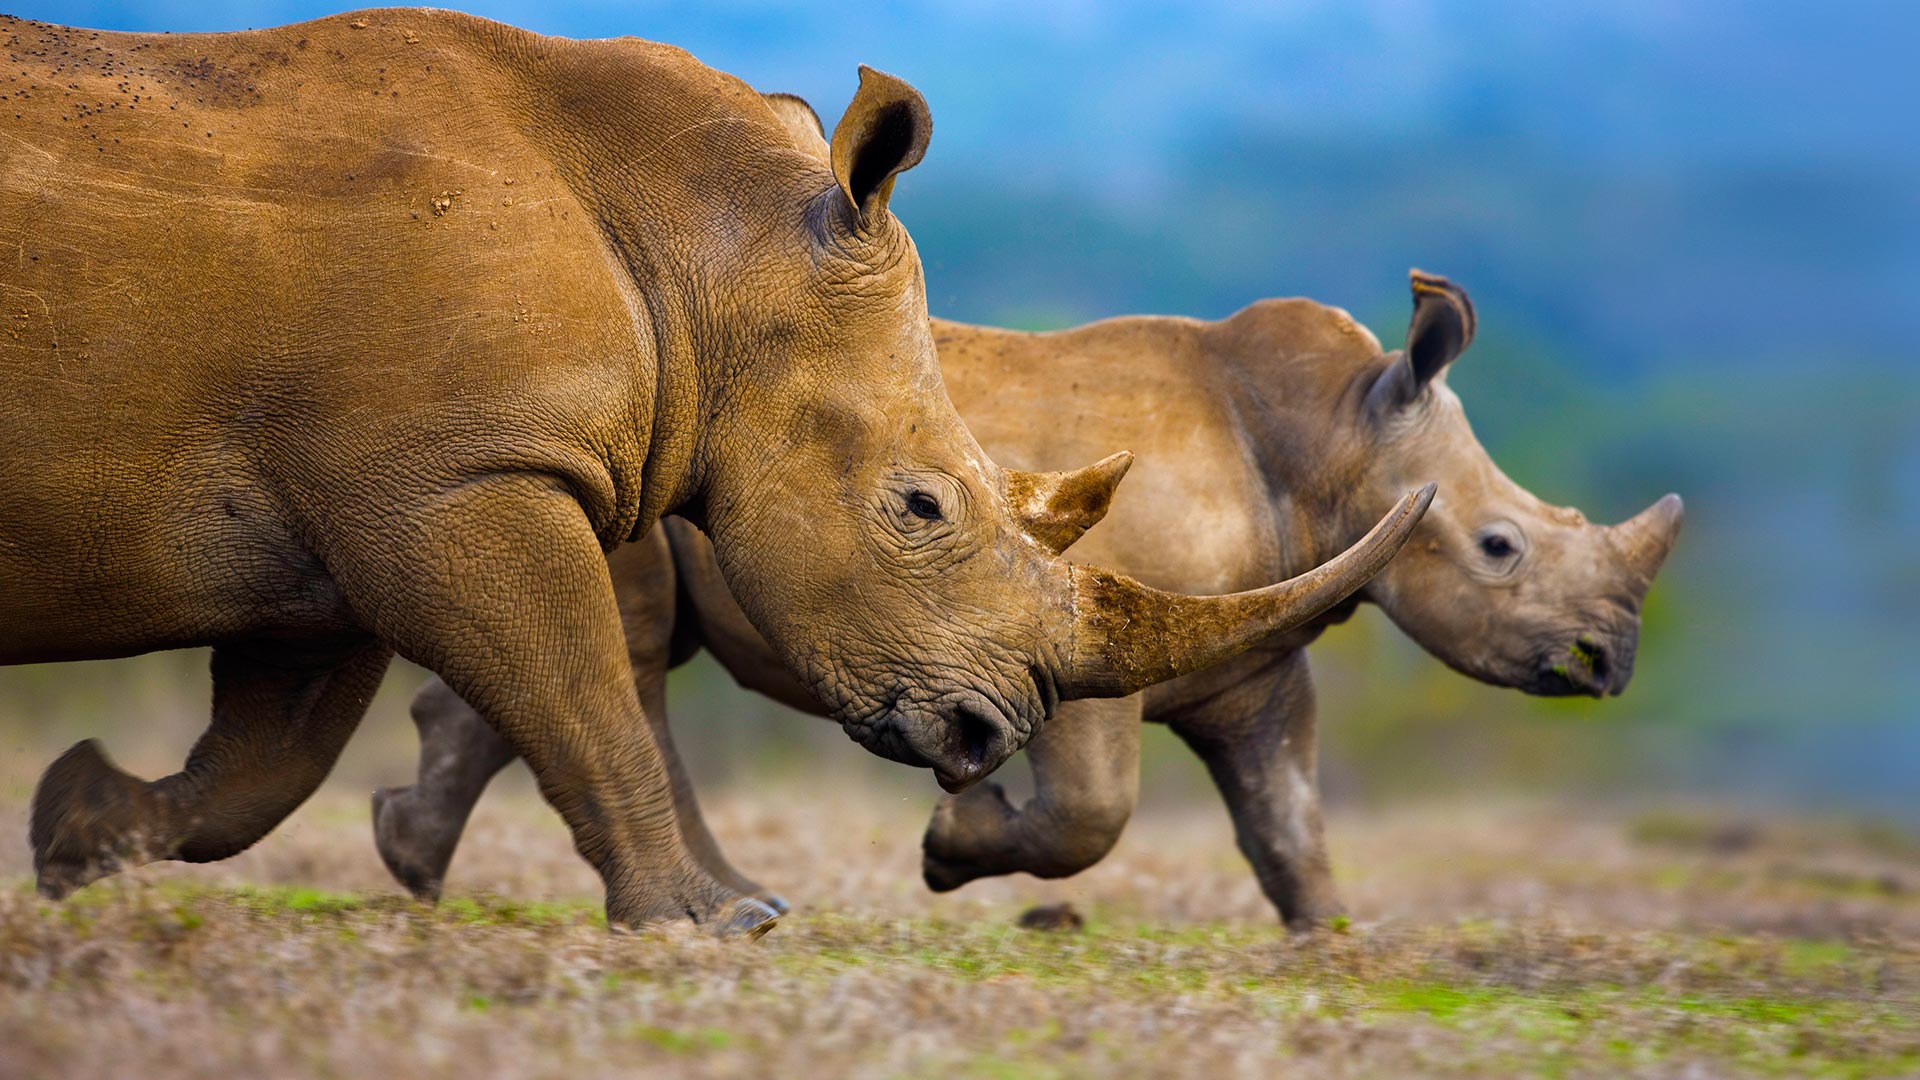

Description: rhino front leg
[334,476,773,936]
[633,675,787,912]
[374,671,784,912]
[32,638,392,897]
[921,696,1142,890]
[373,529,783,911]
[1168,649,1339,929]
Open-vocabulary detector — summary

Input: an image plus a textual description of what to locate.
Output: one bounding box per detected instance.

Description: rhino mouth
[1529,635,1635,698]
[863,693,1018,793]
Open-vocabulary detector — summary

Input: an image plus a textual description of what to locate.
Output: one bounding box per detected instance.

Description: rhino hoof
[720,897,780,940]
[920,853,975,894]
[757,892,791,916]
[371,786,446,902]
[30,739,154,898]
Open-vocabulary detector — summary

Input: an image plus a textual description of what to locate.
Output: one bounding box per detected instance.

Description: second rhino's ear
[1368,269,1477,413]
[1006,452,1134,555]
[761,92,830,162]
[830,66,931,228]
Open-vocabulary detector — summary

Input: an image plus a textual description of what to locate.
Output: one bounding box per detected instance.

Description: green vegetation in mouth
[1569,639,1601,672]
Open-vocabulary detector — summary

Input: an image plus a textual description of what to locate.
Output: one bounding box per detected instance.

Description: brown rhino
[375,270,1681,926]
[0,11,1430,934]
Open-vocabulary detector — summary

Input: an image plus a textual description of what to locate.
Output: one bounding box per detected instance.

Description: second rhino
[375,270,1680,925]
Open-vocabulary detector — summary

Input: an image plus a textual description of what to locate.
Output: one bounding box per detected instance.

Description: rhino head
[1344,271,1682,697]
[687,72,1434,790]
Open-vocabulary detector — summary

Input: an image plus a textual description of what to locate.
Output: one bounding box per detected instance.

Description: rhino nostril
[1572,637,1611,684]
[953,699,1004,771]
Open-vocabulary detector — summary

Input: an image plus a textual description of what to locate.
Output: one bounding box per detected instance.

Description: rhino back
[933,316,1282,598]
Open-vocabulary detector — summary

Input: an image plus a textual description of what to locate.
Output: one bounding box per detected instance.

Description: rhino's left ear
[1368,270,1477,413]
[829,66,931,229]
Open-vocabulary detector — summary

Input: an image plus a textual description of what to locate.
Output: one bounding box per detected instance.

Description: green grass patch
[626,1024,735,1054]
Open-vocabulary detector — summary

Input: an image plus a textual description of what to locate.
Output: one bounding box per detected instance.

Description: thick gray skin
[375,274,1682,927]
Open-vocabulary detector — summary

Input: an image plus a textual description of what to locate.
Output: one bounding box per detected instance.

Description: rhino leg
[633,676,787,912]
[1167,649,1340,930]
[333,478,772,936]
[374,671,785,913]
[921,696,1142,891]
[32,639,391,897]
[372,677,518,901]
[374,529,784,912]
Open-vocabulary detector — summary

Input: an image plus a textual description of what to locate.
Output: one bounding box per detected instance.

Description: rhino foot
[370,785,457,902]
[920,780,1018,892]
[722,897,781,940]
[30,739,165,898]
[605,890,780,940]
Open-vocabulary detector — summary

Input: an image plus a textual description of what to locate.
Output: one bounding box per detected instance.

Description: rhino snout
[865,693,1020,793]
[1534,631,1639,698]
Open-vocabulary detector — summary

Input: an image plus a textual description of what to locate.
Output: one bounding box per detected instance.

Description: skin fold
[1,12,1427,934]
[377,271,1682,927]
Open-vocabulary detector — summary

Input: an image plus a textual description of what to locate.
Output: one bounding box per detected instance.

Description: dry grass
[0,777,1916,1079]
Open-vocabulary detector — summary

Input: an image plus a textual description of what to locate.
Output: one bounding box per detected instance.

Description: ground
[1,773,1914,1080]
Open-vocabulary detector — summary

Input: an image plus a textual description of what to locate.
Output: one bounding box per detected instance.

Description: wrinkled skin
[378,270,1680,926]
[1,12,1426,934]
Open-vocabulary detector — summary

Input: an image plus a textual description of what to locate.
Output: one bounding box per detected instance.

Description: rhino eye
[1478,534,1516,559]
[906,491,944,522]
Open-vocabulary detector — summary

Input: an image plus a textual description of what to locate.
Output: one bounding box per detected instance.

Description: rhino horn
[1006,451,1133,555]
[1611,493,1684,590]
[1057,483,1437,697]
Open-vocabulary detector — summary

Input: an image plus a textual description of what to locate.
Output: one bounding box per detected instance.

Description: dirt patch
[0,787,1914,1078]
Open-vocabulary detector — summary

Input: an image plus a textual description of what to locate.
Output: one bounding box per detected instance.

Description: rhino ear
[1368,269,1477,413]
[829,66,931,228]
[761,92,830,162]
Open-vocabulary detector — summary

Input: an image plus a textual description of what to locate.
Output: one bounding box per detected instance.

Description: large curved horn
[1006,451,1133,555]
[1610,493,1684,589]
[1058,483,1437,697]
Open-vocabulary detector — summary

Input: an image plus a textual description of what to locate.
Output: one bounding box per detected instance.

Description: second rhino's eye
[906,491,944,521]
[1479,534,1515,559]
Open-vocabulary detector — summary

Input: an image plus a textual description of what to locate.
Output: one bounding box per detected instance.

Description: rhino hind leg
[373,677,519,901]
[920,696,1142,891]
[1167,650,1341,930]
[32,639,391,897]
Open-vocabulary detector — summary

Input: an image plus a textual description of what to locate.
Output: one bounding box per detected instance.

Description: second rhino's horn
[1007,451,1134,555]
[1610,492,1685,591]
[1057,483,1437,697]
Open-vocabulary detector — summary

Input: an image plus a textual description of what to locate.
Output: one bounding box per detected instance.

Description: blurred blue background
[2,1,1915,819]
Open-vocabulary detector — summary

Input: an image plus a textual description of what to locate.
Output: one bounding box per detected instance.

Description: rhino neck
[485,31,827,541]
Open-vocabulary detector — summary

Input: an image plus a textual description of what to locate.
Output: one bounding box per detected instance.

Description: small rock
[1017,903,1084,933]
